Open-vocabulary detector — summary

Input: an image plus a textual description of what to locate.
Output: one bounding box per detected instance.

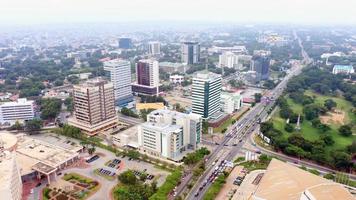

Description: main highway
[182,32,311,200]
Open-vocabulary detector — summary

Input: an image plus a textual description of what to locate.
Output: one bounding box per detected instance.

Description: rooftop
[0,131,18,150]
[194,71,221,81]
[334,65,354,70]
[136,103,165,111]
[253,159,354,200]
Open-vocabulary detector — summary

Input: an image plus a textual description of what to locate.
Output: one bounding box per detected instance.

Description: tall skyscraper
[251,55,270,81]
[181,42,200,65]
[148,41,161,56]
[68,78,118,136]
[118,38,132,49]
[132,59,159,96]
[192,72,222,119]
[103,59,133,107]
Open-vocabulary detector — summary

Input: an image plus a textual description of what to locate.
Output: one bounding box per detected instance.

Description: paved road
[117,113,144,125]
[184,32,311,200]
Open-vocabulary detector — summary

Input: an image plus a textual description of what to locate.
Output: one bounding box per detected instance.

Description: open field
[272,91,356,153]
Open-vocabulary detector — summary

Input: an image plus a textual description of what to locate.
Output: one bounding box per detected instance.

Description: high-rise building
[181,42,200,65]
[0,151,22,200]
[68,78,118,136]
[103,59,133,107]
[148,41,161,56]
[0,98,35,125]
[251,55,270,81]
[220,92,243,114]
[132,59,159,96]
[138,109,202,160]
[218,51,240,69]
[118,38,132,49]
[147,109,202,149]
[192,72,222,119]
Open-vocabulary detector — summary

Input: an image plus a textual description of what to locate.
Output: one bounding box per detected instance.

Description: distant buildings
[132,59,160,96]
[0,151,22,200]
[219,51,240,69]
[208,46,247,54]
[192,72,222,119]
[148,41,161,55]
[332,65,354,74]
[221,92,243,114]
[169,74,184,84]
[251,55,270,81]
[103,59,134,107]
[138,109,202,160]
[68,78,118,136]
[181,42,200,65]
[0,98,35,125]
[159,62,187,73]
[252,159,354,200]
[118,38,133,49]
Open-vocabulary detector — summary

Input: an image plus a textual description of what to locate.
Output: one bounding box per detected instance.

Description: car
[57,172,62,176]
[195,192,200,197]
[128,157,133,161]
[36,183,42,187]
[30,189,34,194]
[255,150,262,154]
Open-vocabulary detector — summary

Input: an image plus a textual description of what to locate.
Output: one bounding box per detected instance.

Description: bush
[149,169,182,200]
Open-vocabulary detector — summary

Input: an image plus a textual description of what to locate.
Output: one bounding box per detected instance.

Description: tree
[331,151,352,169]
[64,97,73,112]
[320,134,334,146]
[284,123,294,132]
[254,93,262,103]
[121,107,139,118]
[10,121,23,130]
[324,99,337,111]
[347,140,356,154]
[338,125,352,137]
[140,109,155,121]
[88,144,96,155]
[24,119,43,132]
[118,170,137,185]
[39,98,62,120]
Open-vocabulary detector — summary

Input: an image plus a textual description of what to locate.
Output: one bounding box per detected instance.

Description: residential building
[192,72,222,119]
[147,109,202,149]
[208,46,247,54]
[0,98,35,125]
[252,159,354,200]
[251,55,270,81]
[0,151,22,200]
[159,62,187,73]
[148,41,161,55]
[132,59,160,96]
[118,38,132,49]
[103,59,134,107]
[220,92,243,114]
[332,65,354,74]
[181,42,200,65]
[169,74,184,84]
[68,78,118,136]
[219,51,239,69]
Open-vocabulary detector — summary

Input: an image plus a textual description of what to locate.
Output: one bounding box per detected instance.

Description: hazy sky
[1,0,356,25]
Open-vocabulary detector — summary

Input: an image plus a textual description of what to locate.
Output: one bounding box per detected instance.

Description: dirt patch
[320,109,345,125]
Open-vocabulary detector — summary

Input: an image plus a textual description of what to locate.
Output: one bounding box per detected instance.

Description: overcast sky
[1,0,356,25]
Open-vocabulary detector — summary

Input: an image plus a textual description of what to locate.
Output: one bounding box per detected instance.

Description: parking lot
[215,166,245,200]
[25,133,170,200]
[231,170,265,200]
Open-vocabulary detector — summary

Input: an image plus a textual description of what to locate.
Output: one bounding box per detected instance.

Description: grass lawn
[213,108,249,133]
[239,160,269,172]
[272,91,356,154]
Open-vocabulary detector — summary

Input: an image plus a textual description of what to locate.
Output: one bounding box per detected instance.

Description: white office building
[103,59,134,107]
[138,123,184,160]
[0,151,22,200]
[221,92,243,114]
[192,72,222,119]
[147,109,202,150]
[0,98,35,125]
[332,65,354,74]
[169,74,184,84]
[148,41,161,55]
[219,51,240,69]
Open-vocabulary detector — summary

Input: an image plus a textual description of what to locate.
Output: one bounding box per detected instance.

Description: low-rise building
[159,62,187,73]
[332,65,354,74]
[169,74,184,84]
[0,98,35,125]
